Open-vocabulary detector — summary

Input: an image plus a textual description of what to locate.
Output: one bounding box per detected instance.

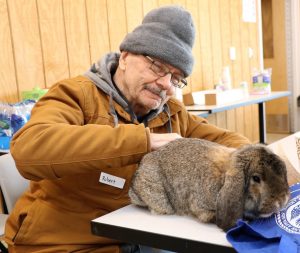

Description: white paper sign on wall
[242,0,256,23]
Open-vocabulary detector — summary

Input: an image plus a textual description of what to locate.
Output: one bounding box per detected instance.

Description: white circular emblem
[275,194,300,234]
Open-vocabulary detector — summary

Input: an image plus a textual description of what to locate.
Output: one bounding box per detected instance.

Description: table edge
[91,220,236,253]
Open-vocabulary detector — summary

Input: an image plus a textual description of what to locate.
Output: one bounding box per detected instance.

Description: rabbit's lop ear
[216,164,245,231]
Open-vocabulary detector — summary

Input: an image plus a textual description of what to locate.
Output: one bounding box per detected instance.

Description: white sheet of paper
[242,0,256,23]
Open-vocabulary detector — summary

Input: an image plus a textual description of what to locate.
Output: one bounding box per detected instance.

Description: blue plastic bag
[0,100,35,150]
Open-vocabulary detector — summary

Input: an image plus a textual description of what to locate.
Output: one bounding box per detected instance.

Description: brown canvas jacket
[5,75,250,252]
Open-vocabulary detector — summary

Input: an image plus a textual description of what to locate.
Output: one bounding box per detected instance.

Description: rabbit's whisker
[259,212,273,218]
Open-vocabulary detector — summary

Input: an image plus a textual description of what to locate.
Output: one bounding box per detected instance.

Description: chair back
[0,154,29,213]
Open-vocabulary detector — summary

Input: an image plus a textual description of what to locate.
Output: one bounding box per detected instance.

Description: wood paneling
[8,0,45,90]
[0,0,261,142]
[142,0,158,15]
[0,0,18,102]
[244,105,253,141]
[125,0,143,33]
[186,0,202,94]
[226,109,237,132]
[263,0,289,133]
[209,0,222,85]
[219,0,232,78]
[230,0,242,87]
[86,0,110,63]
[37,0,69,86]
[262,0,274,58]
[63,0,91,76]
[198,0,213,91]
[107,0,127,51]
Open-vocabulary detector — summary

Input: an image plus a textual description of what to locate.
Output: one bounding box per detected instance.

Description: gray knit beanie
[119,5,195,77]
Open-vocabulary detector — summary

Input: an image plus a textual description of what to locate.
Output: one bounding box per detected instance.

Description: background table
[187,110,209,118]
[186,91,291,144]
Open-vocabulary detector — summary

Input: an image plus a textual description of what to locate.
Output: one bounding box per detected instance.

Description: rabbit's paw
[149,206,175,215]
[194,210,216,223]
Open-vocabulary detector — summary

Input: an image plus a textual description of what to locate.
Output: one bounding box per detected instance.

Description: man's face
[117,52,184,116]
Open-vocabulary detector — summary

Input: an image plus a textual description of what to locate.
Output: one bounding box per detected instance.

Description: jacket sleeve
[184,112,251,148]
[10,79,150,181]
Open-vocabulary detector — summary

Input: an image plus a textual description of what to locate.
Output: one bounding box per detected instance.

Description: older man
[5,5,250,253]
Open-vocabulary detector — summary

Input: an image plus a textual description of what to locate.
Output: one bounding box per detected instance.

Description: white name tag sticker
[99,172,126,189]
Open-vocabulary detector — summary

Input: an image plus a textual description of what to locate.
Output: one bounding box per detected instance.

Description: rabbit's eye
[252,175,261,183]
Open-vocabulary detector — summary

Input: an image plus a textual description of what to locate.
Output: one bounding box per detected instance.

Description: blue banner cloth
[227,183,300,253]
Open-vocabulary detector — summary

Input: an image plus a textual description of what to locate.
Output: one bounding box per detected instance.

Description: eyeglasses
[145,56,187,89]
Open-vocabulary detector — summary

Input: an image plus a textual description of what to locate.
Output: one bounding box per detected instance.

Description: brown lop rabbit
[129,138,290,231]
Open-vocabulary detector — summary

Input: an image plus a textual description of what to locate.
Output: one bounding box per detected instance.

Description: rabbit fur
[129,138,290,231]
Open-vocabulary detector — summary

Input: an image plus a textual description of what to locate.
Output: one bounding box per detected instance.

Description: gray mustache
[145,85,167,99]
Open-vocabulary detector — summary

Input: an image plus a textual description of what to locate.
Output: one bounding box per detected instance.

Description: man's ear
[119,51,129,70]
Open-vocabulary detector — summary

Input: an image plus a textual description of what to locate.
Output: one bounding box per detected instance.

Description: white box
[183,89,246,106]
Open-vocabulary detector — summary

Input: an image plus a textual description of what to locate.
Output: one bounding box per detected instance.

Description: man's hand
[149,133,182,151]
